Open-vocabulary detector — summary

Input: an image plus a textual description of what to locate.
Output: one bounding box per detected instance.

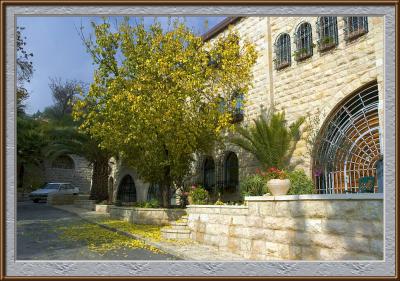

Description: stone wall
[109,206,187,226]
[47,193,77,205]
[187,194,383,260]
[44,154,92,194]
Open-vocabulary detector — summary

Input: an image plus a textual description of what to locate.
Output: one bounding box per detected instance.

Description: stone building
[191,16,384,201]
[110,16,384,204]
[44,154,92,194]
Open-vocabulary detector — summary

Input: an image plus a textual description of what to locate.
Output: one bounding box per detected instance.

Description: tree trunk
[17,162,25,191]
[160,147,172,208]
[90,157,109,202]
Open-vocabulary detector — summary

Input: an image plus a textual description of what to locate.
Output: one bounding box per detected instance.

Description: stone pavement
[53,205,244,261]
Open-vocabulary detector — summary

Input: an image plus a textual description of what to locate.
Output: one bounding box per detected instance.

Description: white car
[29,182,80,203]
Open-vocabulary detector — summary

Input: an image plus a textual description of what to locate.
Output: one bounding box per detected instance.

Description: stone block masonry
[187,194,383,260]
[109,206,187,226]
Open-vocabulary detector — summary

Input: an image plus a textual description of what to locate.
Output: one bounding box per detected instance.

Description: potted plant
[263,167,291,196]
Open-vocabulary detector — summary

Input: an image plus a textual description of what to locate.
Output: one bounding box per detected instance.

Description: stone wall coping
[187,205,248,209]
[245,193,383,201]
[109,206,186,212]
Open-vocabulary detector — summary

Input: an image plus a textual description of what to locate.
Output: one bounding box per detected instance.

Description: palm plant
[44,123,111,202]
[231,110,305,170]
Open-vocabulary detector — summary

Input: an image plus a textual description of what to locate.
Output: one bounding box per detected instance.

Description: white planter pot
[266,179,291,196]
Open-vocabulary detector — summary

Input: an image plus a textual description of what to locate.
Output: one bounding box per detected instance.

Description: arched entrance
[313,81,382,194]
[203,157,215,192]
[224,152,239,191]
[116,175,137,203]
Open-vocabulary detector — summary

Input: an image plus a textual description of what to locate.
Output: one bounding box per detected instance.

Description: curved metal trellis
[313,82,382,194]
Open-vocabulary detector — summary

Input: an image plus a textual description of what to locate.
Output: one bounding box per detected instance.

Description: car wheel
[33,199,39,203]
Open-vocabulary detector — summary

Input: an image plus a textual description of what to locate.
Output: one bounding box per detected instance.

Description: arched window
[52,155,74,169]
[294,22,313,61]
[274,33,291,70]
[317,16,338,51]
[117,175,137,203]
[313,81,381,194]
[344,16,368,41]
[203,157,215,191]
[224,152,239,191]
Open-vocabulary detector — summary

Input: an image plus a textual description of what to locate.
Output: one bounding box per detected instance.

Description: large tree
[16,26,34,114]
[74,19,257,207]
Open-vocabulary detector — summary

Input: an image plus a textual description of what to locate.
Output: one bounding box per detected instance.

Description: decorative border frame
[1,1,397,279]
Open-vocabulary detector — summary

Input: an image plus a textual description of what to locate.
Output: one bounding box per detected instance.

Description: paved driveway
[17,201,179,260]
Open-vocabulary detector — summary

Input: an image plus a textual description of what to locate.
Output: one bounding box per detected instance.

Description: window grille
[344,16,368,41]
[317,16,338,51]
[313,82,381,194]
[203,157,215,191]
[117,175,137,203]
[231,91,244,123]
[294,22,313,61]
[52,155,74,169]
[147,183,160,201]
[274,33,291,70]
[224,152,239,191]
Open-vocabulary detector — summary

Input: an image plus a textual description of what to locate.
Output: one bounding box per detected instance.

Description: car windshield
[42,183,60,190]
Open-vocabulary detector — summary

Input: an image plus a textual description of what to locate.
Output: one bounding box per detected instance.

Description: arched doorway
[224,152,239,191]
[116,175,137,203]
[203,157,215,192]
[313,81,382,194]
[147,183,160,201]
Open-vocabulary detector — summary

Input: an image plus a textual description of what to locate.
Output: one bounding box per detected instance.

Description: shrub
[144,198,160,208]
[287,170,315,195]
[214,200,224,205]
[239,174,266,197]
[189,186,209,205]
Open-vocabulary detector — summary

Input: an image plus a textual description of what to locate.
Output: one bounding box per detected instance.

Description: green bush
[190,187,209,205]
[239,174,266,197]
[287,170,315,195]
[144,198,160,208]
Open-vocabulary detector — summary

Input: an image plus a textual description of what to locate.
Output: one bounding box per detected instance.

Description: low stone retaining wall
[47,194,77,205]
[109,206,187,226]
[74,199,96,211]
[187,194,383,260]
[95,204,112,213]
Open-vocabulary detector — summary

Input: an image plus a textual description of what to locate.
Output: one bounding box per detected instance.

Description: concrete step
[168,224,188,230]
[170,221,188,227]
[161,228,190,234]
[161,228,191,240]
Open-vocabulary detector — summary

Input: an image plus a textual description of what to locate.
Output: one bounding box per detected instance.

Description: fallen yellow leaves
[56,222,164,255]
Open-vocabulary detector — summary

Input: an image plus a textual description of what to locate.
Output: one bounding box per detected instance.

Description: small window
[294,22,314,61]
[231,91,244,123]
[344,16,368,41]
[274,33,291,70]
[317,16,338,51]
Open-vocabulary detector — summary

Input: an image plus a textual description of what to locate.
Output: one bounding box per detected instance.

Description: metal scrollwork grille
[294,22,313,61]
[344,16,369,41]
[274,33,291,70]
[317,16,339,51]
[313,82,381,194]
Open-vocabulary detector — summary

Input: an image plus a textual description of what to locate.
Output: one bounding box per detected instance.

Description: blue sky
[17,16,226,114]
